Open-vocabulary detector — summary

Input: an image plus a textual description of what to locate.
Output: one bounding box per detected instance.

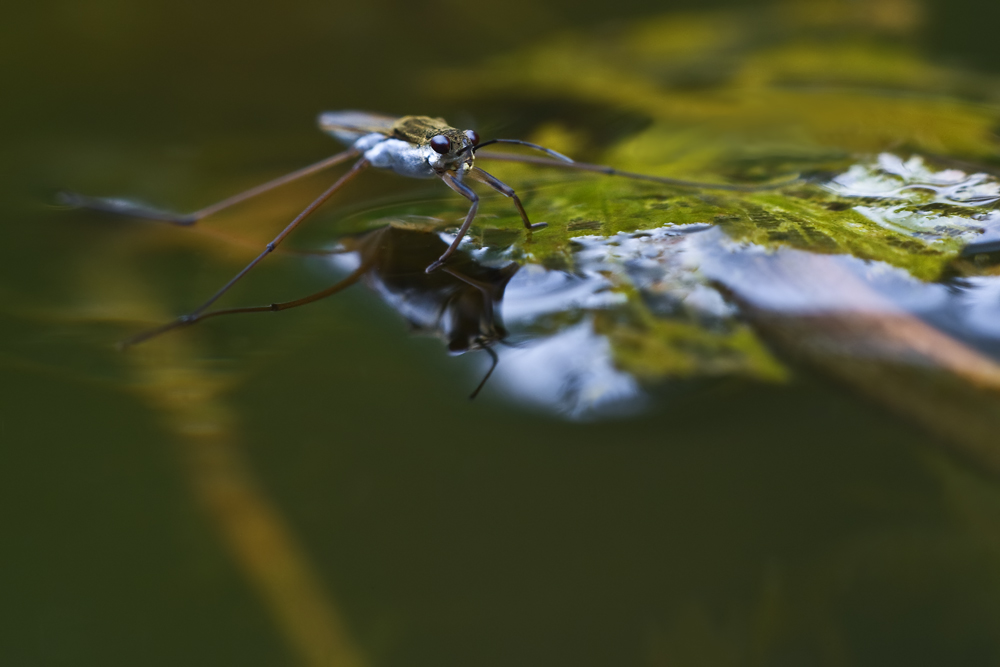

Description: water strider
[62,111,793,347]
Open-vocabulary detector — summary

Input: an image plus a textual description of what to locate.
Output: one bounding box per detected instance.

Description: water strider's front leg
[61,148,361,225]
[475,152,800,192]
[426,172,480,274]
[469,167,547,231]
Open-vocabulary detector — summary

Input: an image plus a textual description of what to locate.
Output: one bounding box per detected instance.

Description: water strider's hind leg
[426,172,480,274]
[61,148,361,225]
[469,167,547,231]
[122,157,370,347]
[120,261,372,348]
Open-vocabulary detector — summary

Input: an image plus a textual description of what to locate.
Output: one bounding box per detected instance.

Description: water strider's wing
[388,116,453,145]
[318,110,399,145]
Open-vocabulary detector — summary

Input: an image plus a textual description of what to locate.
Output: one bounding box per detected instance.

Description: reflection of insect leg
[121,258,373,348]
[426,172,479,273]
[476,152,798,192]
[125,157,370,346]
[442,262,519,325]
[61,148,361,225]
[469,345,498,400]
[469,167,547,231]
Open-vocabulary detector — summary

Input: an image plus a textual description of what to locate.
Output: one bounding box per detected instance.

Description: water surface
[5,0,1000,665]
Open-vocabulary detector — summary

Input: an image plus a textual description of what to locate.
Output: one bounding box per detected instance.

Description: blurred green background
[4,0,1000,665]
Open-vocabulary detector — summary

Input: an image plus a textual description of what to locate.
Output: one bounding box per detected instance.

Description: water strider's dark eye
[465,130,480,146]
[430,135,451,154]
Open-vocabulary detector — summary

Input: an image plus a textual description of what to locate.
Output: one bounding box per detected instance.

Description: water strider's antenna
[464,139,574,162]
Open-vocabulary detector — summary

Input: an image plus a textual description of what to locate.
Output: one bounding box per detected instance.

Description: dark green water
[5,0,1000,665]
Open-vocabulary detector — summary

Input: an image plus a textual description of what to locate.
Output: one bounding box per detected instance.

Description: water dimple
[827,154,1000,205]
[825,153,1000,246]
[853,204,990,244]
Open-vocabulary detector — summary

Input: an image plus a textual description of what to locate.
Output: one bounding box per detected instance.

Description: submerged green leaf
[322,1,1000,415]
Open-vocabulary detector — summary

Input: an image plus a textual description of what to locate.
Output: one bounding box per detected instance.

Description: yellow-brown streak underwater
[77,230,366,667]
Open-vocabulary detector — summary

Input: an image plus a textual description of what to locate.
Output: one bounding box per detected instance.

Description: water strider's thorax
[359,115,477,179]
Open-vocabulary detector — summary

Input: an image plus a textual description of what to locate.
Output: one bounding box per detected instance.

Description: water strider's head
[428,127,480,174]
[390,116,479,174]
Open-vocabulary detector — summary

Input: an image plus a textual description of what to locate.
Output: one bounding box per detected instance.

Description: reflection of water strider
[61,111,789,348]
[336,225,519,398]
